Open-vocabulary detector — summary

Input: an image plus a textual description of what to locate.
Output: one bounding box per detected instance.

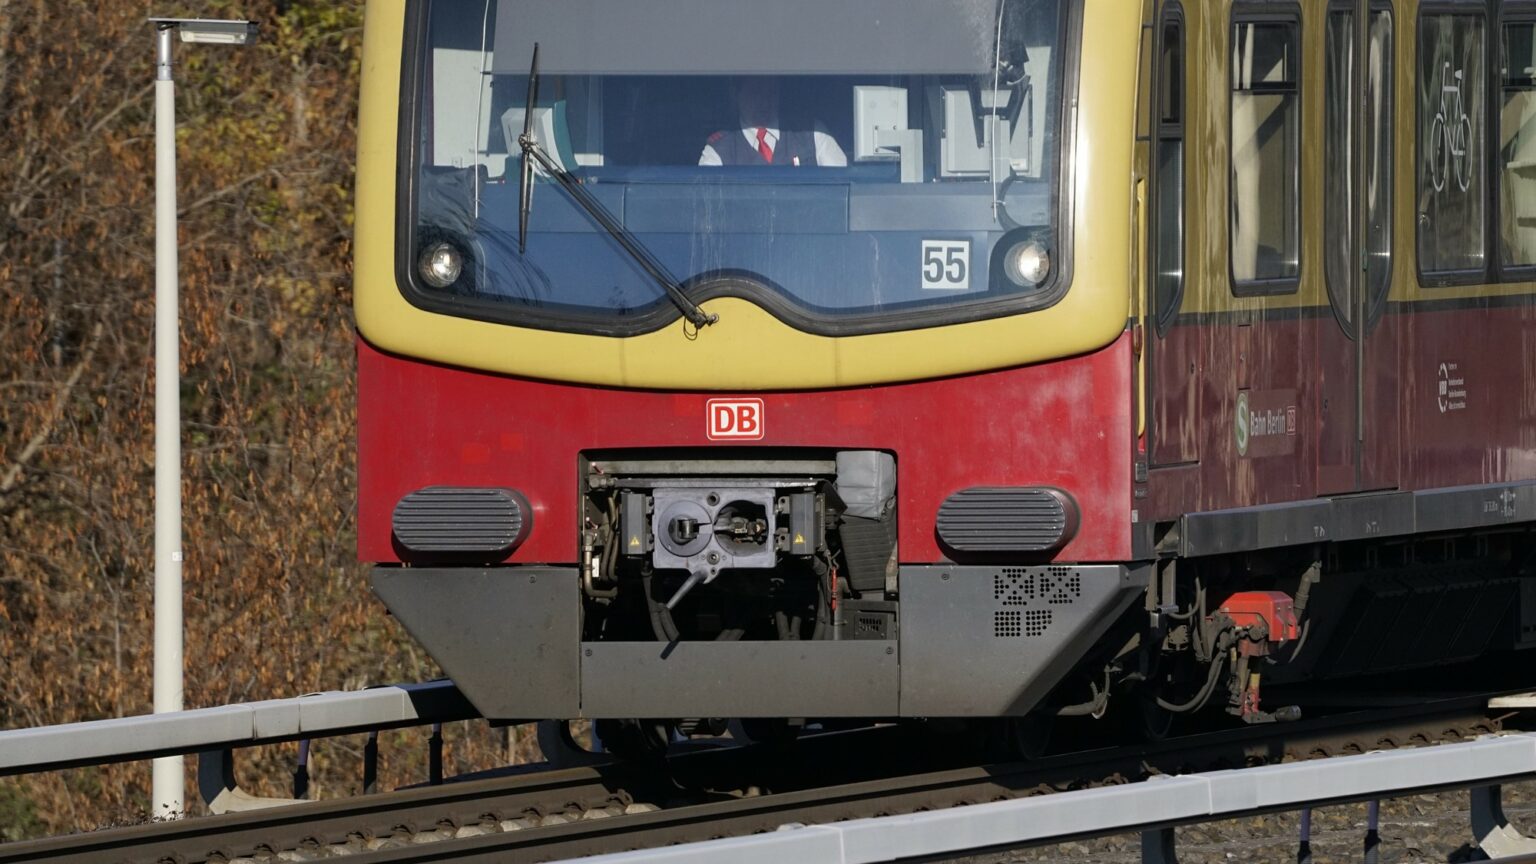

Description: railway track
[1,695,1522,864]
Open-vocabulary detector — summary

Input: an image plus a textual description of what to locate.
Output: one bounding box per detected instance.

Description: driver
[699,77,847,167]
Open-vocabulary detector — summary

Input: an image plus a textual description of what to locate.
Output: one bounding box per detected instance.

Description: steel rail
[0,762,637,864]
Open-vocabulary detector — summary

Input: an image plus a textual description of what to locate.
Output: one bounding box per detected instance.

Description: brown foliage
[0,0,522,837]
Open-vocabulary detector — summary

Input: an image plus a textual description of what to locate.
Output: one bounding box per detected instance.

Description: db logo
[707,398,765,440]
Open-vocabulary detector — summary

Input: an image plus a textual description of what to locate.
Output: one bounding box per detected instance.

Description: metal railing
[0,680,478,812]
[559,730,1536,863]
[10,688,1536,859]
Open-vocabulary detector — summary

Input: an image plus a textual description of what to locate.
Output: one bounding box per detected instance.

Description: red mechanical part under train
[1219,590,1301,652]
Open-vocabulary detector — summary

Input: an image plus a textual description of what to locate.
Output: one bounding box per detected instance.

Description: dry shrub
[0,0,525,836]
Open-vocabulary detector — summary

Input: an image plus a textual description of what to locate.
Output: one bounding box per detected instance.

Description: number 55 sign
[921,239,970,290]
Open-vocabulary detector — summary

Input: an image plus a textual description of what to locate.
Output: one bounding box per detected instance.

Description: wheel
[734,718,800,747]
[536,719,608,768]
[593,719,672,760]
[1135,689,1177,742]
[984,715,1052,761]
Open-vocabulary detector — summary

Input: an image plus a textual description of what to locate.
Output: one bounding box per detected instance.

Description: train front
[354,0,1142,736]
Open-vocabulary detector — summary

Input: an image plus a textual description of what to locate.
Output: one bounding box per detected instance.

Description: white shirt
[698,125,849,167]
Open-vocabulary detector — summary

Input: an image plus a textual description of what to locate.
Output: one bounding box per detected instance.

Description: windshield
[404,0,1072,335]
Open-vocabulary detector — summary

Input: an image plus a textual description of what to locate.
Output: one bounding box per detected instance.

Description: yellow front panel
[354,0,1140,390]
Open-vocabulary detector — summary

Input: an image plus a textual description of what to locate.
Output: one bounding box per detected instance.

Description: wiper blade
[516,44,717,330]
[517,44,538,255]
[521,140,719,329]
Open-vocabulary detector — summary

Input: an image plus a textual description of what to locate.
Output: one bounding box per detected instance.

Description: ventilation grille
[991,567,1077,638]
[1024,609,1052,637]
[856,614,888,638]
[1046,566,1082,605]
[392,487,530,554]
[995,569,1037,605]
[994,609,1054,638]
[936,487,1079,553]
[995,610,1022,638]
[993,568,1080,606]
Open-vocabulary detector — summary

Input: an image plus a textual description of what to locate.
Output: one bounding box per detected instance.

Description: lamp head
[148,18,258,46]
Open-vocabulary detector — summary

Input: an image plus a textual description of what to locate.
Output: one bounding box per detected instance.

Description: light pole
[148,16,256,820]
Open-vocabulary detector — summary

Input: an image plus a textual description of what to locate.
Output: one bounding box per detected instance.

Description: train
[353,0,1536,753]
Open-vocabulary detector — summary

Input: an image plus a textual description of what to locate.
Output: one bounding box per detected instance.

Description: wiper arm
[517,44,538,255]
[516,44,718,329]
[520,138,719,329]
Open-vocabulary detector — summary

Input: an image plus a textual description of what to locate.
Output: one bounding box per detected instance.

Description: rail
[562,730,1536,864]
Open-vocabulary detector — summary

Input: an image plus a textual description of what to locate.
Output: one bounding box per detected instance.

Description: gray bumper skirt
[371,564,1145,720]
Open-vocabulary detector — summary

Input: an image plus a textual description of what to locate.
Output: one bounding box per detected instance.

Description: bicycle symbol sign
[1430,61,1475,193]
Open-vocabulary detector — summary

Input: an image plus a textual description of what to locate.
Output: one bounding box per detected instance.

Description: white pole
[152,25,185,820]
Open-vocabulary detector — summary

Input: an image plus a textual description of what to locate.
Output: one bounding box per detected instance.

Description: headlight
[418,242,464,289]
[1002,241,1051,288]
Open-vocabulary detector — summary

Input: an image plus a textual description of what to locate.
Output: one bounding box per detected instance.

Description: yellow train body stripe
[354,0,1140,391]
[1171,0,1536,321]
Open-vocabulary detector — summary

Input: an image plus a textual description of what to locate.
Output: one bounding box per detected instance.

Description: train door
[1148,2,1200,468]
[1317,0,1400,494]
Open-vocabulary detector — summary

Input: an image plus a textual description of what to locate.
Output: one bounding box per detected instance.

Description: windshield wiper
[516,44,717,329]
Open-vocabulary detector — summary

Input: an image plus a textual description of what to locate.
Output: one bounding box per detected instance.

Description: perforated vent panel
[995,610,1023,638]
[1025,609,1052,636]
[857,615,888,638]
[1046,567,1082,605]
[990,567,1076,638]
[994,568,1037,605]
[902,564,1142,718]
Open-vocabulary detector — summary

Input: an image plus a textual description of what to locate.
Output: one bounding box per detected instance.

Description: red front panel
[357,335,1136,564]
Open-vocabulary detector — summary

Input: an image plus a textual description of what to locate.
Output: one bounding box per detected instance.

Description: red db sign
[707,399,764,440]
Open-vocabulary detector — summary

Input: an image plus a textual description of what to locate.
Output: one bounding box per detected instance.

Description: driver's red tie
[756,127,773,163]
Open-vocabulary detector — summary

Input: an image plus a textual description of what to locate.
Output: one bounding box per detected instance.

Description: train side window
[1325,4,1395,330]
[1230,14,1301,294]
[1365,8,1394,321]
[1499,19,1536,270]
[1154,6,1186,332]
[1417,12,1487,279]
[1324,8,1356,327]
